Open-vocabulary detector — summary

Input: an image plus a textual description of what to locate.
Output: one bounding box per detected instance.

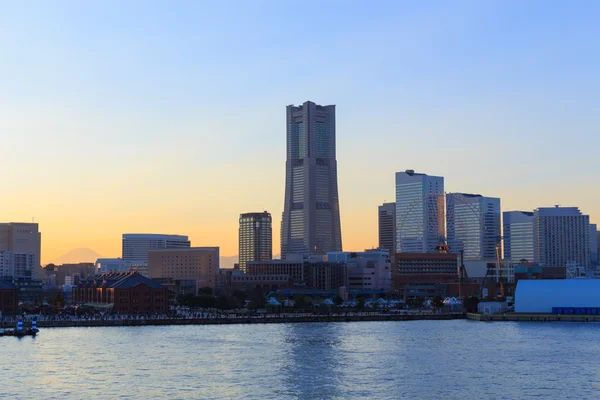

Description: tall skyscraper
[533,206,590,267]
[395,170,444,253]
[503,211,535,262]
[122,234,190,263]
[446,193,501,260]
[281,101,342,259]
[378,203,396,252]
[0,223,42,279]
[239,212,272,272]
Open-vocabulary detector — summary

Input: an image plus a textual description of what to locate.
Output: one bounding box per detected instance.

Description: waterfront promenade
[2,311,465,328]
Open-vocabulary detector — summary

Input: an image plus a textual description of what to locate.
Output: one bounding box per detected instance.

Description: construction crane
[496,244,505,299]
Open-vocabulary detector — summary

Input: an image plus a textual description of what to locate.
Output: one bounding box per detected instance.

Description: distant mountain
[49,248,102,265]
[220,255,239,269]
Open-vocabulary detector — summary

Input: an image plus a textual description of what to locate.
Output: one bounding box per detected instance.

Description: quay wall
[4,313,465,329]
[467,313,600,322]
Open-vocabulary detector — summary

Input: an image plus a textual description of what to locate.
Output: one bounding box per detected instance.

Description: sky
[1,1,599,264]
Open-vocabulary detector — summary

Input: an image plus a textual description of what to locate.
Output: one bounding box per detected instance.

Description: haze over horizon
[2,1,599,264]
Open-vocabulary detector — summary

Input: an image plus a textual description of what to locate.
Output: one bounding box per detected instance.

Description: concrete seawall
[6,313,465,329]
[467,313,600,322]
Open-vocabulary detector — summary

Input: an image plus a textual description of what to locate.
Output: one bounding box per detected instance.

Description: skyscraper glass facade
[446,193,501,260]
[239,212,272,272]
[281,101,342,258]
[395,170,444,253]
[503,211,534,262]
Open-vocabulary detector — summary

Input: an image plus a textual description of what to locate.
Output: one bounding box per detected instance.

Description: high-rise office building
[239,212,272,272]
[533,206,590,267]
[503,211,535,262]
[0,223,42,279]
[148,247,219,293]
[395,170,444,253]
[0,251,35,279]
[122,234,190,263]
[378,203,396,252]
[446,193,501,260]
[281,101,342,259]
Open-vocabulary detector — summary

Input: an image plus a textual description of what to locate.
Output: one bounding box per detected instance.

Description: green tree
[198,295,216,309]
[356,297,365,310]
[43,263,57,271]
[463,295,480,313]
[333,295,343,306]
[52,292,65,308]
[215,295,230,310]
[198,287,213,296]
[432,296,444,309]
[409,297,424,309]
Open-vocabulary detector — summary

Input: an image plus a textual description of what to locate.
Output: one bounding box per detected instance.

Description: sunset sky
[1,1,599,264]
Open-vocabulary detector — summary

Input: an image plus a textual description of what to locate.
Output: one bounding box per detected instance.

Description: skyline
[2,1,599,264]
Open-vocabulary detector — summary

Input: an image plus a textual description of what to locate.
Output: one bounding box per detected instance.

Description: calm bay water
[1,320,599,399]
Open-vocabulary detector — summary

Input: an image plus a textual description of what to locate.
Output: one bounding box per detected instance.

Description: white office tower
[122,234,190,263]
[395,170,444,253]
[503,211,535,262]
[446,193,501,260]
[533,206,591,267]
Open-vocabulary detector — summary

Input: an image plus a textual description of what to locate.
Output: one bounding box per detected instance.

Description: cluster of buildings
[2,100,598,314]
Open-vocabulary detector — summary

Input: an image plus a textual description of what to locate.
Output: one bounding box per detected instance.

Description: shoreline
[4,313,465,329]
[466,313,600,322]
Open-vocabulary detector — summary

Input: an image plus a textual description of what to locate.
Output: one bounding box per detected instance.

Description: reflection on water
[1,321,600,399]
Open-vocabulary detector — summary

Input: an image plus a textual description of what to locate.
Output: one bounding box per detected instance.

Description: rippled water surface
[1,320,600,399]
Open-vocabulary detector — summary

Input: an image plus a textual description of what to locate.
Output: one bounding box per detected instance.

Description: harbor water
[1,320,599,399]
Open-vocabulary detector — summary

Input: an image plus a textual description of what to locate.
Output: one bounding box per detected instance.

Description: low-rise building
[394,253,459,290]
[73,272,169,314]
[335,251,391,291]
[515,279,600,314]
[95,258,148,277]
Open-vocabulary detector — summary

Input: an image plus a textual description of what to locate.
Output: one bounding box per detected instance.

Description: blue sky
[1,1,599,261]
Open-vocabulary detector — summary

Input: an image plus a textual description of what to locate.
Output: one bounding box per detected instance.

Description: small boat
[1,318,39,337]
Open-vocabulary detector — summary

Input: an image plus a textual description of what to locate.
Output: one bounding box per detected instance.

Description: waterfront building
[393,253,459,290]
[281,101,343,259]
[95,258,149,277]
[122,234,190,262]
[395,170,444,253]
[503,211,534,262]
[0,223,42,280]
[246,260,306,284]
[239,212,272,272]
[147,247,219,294]
[0,251,35,279]
[533,206,591,267]
[73,272,169,314]
[245,258,348,291]
[378,203,396,252]
[0,281,18,315]
[446,193,501,260]
[515,279,600,314]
